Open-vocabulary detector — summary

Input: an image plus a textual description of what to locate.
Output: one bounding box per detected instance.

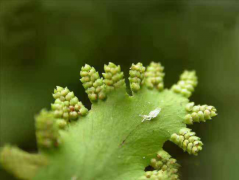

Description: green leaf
[34,88,187,180]
[0,62,218,180]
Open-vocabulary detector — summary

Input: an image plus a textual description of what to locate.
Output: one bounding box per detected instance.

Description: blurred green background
[0,0,239,179]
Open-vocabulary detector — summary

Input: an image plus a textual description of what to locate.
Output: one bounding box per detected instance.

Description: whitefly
[140,108,161,122]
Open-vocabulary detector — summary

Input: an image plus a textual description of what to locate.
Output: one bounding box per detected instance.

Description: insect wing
[149,108,161,118]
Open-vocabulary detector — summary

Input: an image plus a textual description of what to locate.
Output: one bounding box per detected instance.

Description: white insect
[140,108,161,122]
[71,176,78,180]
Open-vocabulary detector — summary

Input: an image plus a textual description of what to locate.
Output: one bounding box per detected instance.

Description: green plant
[0,62,217,180]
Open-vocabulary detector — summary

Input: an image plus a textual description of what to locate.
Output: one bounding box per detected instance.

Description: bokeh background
[0,0,239,180]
